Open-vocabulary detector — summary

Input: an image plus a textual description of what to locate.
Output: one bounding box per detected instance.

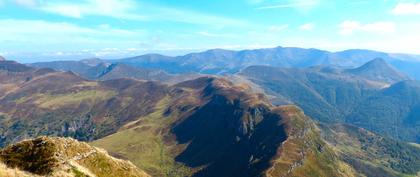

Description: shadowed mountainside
[93,77,357,177]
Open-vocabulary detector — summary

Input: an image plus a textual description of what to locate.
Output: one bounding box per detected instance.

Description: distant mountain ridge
[29,46,420,80]
[345,58,410,83]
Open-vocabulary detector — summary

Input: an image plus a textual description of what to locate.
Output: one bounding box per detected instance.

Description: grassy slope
[92,94,192,177]
[16,90,117,109]
[265,106,357,177]
[0,137,150,177]
[0,162,38,177]
[94,78,356,177]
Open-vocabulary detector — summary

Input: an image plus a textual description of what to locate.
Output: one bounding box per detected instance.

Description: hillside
[0,60,34,72]
[0,63,356,176]
[96,63,172,81]
[30,59,202,84]
[345,58,410,84]
[92,77,356,177]
[0,136,150,177]
[30,60,95,78]
[238,64,384,122]
[1,60,419,176]
[239,61,420,143]
[0,63,173,146]
[348,80,420,142]
[320,124,420,177]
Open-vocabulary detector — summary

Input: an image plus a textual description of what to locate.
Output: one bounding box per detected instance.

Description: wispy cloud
[197,31,238,38]
[339,20,395,35]
[247,0,264,5]
[299,23,314,31]
[33,0,147,20]
[13,0,37,7]
[0,19,146,52]
[392,2,420,15]
[346,0,370,6]
[268,25,289,32]
[10,0,249,27]
[256,0,319,10]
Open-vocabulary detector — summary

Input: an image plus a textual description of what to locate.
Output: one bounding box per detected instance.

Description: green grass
[72,167,89,177]
[14,90,117,109]
[34,90,117,109]
[92,95,191,177]
[320,124,420,177]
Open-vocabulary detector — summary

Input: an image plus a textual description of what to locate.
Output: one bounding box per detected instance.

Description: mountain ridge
[238,61,420,143]
[28,46,420,80]
[345,58,410,83]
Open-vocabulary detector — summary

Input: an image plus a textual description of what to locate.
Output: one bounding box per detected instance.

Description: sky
[0,0,420,62]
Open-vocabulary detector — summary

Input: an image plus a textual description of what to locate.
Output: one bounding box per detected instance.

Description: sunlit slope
[0,136,150,177]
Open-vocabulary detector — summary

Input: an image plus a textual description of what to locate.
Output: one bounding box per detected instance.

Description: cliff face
[0,136,150,177]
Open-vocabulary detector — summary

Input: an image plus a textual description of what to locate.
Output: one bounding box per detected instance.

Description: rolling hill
[1,60,419,176]
[0,62,356,176]
[345,58,409,84]
[30,59,202,84]
[320,124,420,177]
[238,59,419,143]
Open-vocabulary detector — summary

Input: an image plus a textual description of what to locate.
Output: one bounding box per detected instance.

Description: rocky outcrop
[0,137,150,177]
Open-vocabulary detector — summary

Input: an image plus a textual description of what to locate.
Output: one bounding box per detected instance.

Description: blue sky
[0,0,420,62]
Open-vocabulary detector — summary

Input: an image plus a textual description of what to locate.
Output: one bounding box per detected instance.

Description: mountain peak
[365,57,387,66]
[80,57,104,66]
[0,60,34,72]
[346,58,410,83]
[0,56,5,61]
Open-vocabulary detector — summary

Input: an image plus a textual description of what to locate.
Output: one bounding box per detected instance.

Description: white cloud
[0,19,146,53]
[392,2,420,15]
[197,31,238,38]
[38,0,147,20]
[339,20,395,35]
[13,0,37,7]
[257,0,320,10]
[299,23,314,31]
[248,0,264,4]
[12,0,249,27]
[268,25,289,32]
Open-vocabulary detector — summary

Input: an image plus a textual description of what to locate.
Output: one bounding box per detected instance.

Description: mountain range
[0,61,356,176]
[1,47,420,177]
[30,46,420,80]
